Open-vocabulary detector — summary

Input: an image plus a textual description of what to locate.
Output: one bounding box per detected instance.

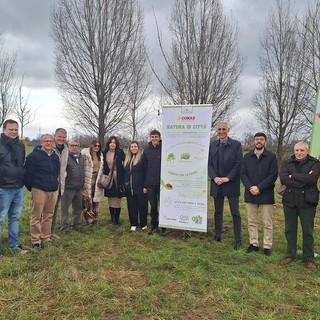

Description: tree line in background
[1,0,320,162]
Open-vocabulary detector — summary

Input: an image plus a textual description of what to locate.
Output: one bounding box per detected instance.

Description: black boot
[115,208,121,225]
[109,207,117,225]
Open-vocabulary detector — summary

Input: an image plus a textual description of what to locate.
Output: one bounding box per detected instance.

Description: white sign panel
[159,104,213,232]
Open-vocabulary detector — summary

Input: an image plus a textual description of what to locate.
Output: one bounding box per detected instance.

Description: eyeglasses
[94,144,100,147]
[70,144,79,147]
[42,140,53,143]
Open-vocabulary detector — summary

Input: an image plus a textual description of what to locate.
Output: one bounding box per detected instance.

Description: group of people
[0,119,319,271]
[208,122,320,270]
[0,121,163,257]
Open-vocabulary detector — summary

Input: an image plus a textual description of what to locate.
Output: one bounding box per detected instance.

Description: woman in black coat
[102,136,125,225]
[279,141,320,270]
[124,141,148,231]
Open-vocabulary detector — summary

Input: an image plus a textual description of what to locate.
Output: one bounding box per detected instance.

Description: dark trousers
[284,205,316,260]
[60,189,82,232]
[147,185,160,228]
[213,196,242,242]
[126,194,148,228]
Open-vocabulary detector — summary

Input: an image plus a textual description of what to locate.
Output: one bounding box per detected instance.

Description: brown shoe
[305,260,316,270]
[280,257,296,265]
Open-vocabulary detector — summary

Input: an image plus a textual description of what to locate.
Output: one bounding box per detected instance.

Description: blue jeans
[0,187,24,248]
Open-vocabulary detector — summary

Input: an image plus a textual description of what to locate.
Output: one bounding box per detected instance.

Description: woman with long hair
[124,141,148,231]
[102,136,125,225]
[81,139,104,224]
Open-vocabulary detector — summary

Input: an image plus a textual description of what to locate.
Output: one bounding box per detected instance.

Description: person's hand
[221,177,230,184]
[143,188,148,194]
[250,186,260,195]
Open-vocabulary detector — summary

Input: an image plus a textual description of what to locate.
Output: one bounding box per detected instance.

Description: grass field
[0,183,320,320]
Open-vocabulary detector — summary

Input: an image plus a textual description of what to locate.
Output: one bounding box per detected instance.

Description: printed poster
[310,83,320,160]
[159,104,213,232]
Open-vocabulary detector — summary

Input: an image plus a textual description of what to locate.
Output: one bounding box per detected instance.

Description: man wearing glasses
[24,134,60,251]
[208,122,243,250]
[60,140,84,233]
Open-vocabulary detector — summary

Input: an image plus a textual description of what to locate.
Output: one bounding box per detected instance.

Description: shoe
[280,257,295,265]
[11,244,28,254]
[305,260,316,270]
[263,248,271,256]
[160,227,168,236]
[209,235,221,243]
[32,243,42,251]
[51,233,61,239]
[246,244,259,253]
[141,225,147,230]
[130,226,137,231]
[148,227,158,235]
[234,241,242,250]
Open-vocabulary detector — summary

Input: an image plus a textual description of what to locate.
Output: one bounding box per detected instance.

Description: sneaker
[11,244,28,254]
[141,225,147,230]
[130,226,137,231]
[32,243,42,251]
[263,248,271,256]
[51,233,61,239]
[246,244,259,253]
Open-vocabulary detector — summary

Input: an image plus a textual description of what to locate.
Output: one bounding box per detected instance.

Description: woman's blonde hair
[124,141,143,167]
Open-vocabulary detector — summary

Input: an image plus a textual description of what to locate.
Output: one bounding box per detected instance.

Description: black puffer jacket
[0,134,25,189]
[280,155,320,208]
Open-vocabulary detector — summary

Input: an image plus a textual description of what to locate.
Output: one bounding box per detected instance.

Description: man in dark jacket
[0,119,28,257]
[24,134,60,251]
[208,122,243,249]
[143,129,162,234]
[241,132,278,256]
[60,140,84,233]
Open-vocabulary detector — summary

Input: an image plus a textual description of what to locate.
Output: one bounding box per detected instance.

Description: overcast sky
[0,0,311,139]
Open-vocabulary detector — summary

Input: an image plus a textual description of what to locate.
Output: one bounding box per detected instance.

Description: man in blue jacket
[0,119,28,257]
[241,132,278,256]
[24,134,60,251]
[208,122,243,249]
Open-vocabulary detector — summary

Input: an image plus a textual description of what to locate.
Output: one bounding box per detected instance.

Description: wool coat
[208,137,243,197]
[241,148,278,204]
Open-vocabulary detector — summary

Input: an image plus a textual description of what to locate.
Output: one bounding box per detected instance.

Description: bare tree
[51,0,150,143]
[13,74,36,138]
[151,0,244,128]
[0,35,17,126]
[252,0,310,162]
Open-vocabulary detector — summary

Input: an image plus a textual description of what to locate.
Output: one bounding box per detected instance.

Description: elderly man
[0,119,28,257]
[60,140,84,233]
[24,134,60,251]
[51,128,69,238]
[241,132,278,256]
[208,122,243,250]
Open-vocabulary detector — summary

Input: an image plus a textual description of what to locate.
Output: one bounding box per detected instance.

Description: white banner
[159,104,213,232]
